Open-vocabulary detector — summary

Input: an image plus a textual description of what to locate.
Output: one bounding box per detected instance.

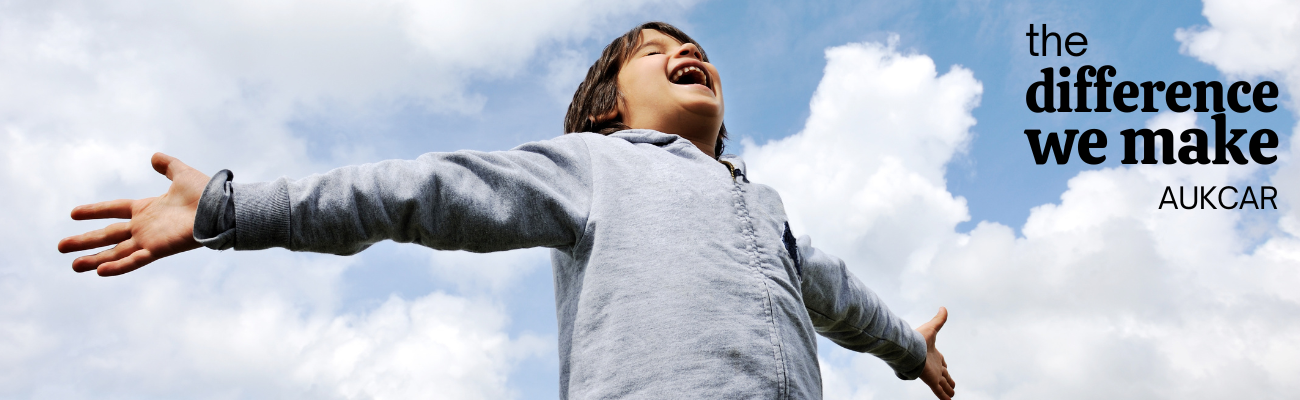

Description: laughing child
[59,21,956,400]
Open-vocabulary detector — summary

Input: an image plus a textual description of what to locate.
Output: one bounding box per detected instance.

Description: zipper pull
[719,160,749,183]
[719,160,738,182]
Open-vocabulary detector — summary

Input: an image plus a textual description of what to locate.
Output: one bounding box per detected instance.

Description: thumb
[151,152,190,181]
[928,307,949,333]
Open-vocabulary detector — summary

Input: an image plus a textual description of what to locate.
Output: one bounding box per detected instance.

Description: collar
[603,129,748,181]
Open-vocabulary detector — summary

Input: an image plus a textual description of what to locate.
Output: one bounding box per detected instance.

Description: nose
[674,42,702,61]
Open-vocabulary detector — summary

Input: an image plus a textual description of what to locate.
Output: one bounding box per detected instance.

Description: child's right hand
[58,153,208,276]
[917,307,956,400]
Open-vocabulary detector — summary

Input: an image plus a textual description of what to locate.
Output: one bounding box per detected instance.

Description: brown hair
[563,21,728,158]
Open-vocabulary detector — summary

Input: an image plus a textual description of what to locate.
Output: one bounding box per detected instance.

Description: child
[59,22,955,400]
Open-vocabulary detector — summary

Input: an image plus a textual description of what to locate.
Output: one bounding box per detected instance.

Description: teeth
[671,66,706,85]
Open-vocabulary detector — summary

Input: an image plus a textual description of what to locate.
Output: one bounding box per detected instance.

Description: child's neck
[665,126,719,159]
[683,137,716,159]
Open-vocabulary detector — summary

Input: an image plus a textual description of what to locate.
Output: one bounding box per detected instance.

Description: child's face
[615,29,724,145]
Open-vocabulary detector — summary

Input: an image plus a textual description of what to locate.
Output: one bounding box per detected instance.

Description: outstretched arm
[61,134,595,276]
[58,153,208,276]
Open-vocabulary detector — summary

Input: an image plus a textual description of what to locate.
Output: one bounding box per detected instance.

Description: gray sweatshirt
[193,129,927,399]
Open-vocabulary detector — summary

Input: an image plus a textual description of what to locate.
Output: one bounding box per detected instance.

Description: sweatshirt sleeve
[211,133,594,255]
[796,235,928,380]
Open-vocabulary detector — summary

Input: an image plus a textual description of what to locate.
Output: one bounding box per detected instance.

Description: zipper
[721,158,786,398]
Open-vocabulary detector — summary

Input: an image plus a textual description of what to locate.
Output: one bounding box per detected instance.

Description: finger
[940,378,955,398]
[943,368,956,389]
[928,380,952,400]
[151,152,173,177]
[98,248,156,276]
[70,199,135,220]
[59,222,132,253]
[151,152,194,181]
[929,306,949,333]
[72,238,138,273]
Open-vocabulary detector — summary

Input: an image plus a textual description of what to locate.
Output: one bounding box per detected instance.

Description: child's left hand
[58,153,207,276]
[917,307,956,399]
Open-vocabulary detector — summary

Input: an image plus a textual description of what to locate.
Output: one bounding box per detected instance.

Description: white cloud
[744,11,1299,398]
[1175,0,1300,85]
[0,250,546,399]
[0,0,689,398]
[1177,0,1300,236]
[292,292,548,400]
[743,36,981,290]
[420,247,551,294]
[544,48,593,104]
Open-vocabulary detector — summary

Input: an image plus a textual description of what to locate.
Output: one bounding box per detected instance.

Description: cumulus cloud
[743,36,981,291]
[421,248,551,294]
[1177,0,1300,235]
[1175,0,1300,85]
[744,6,1299,398]
[1,249,546,399]
[0,0,688,398]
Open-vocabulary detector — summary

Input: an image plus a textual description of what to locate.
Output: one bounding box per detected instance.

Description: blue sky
[2,0,1298,398]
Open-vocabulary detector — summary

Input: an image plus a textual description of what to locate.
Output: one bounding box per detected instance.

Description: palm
[58,153,208,276]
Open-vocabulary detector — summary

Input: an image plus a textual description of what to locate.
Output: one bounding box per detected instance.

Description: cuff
[232,179,292,250]
[193,169,237,250]
[894,329,929,380]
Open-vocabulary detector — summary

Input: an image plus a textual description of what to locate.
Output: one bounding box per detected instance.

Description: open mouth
[670,64,711,89]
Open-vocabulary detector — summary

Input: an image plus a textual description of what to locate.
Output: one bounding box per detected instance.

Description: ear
[588,108,619,125]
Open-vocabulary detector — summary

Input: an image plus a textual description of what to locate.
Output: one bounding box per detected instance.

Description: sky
[1,0,1297,399]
